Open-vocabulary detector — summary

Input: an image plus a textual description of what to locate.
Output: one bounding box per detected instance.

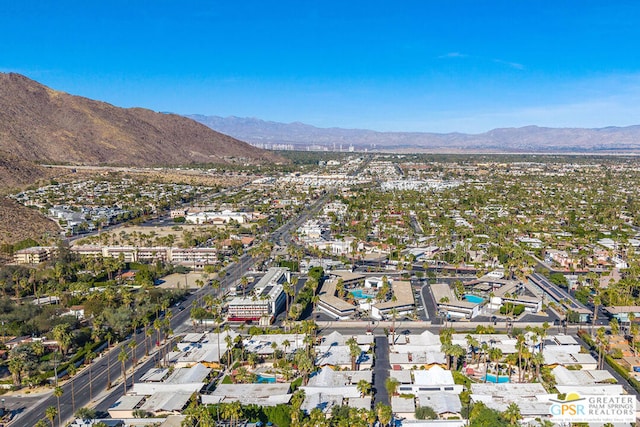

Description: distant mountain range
[188,115,640,153]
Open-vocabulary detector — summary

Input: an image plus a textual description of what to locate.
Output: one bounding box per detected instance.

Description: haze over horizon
[3,1,640,134]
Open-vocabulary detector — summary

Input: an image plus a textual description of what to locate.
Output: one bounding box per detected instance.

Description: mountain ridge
[0,73,282,167]
[188,114,640,153]
[0,73,282,248]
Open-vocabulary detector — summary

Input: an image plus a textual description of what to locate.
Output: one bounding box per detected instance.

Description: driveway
[373,336,391,406]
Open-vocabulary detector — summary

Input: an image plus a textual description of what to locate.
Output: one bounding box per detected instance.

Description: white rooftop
[301,393,344,414]
[165,363,211,384]
[139,368,169,382]
[315,344,372,367]
[210,383,291,400]
[555,384,625,395]
[243,334,306,355]
[139,391,192,413]
[389,370,413,384]
[413,366,455,386]
[417,393,462,414]
[347,396,372,410]
[392,396,416,414]
[552,365,615,386]
[389,351,446,366]
[542,349,597,366]
[320,331,375,346]
[307,366,372,387]
[471,382,548,398]
[549,334,579,345]
[108,394,145,411]
[129,382,204,396]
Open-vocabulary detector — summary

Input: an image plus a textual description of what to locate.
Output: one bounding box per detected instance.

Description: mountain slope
[0,73,282,166]
[188,115,640,153]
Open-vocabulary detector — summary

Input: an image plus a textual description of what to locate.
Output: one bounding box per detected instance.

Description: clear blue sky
[2,1,640,133]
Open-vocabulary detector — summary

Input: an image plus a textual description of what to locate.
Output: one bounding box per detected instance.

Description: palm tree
[128,340,137,366]
[145,325,153,356]
[8,355,24,387]
[221,400,243,427]
[85,347,96,400]
[488,346,503,376]
[54,386,63,427]
[366,409,377,427]
[225,334,234,367]
[45,406,58,427]
[503,402,522,425]
[34,420,48,427]
[346,337,362,370]
[596,327,608,370]
[448,344,467,371]
[294,351,314,385]
[465,334,479,365]
[375,402,393,427]
[307,408,328,426]
[516,334,526,382]
[389,308,399,345]
[118,347,129,394]
[357,379,371,397]
[52,324,72,356]
[68,363,77,412]
[385,377,400,397]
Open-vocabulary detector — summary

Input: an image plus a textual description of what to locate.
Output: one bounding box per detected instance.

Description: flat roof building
[227,268,288,323]
[372,280,415,320]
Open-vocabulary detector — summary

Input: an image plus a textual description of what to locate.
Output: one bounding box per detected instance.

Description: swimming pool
[350,289,373,299]
[483,373,509,383]
[256,374,277,383]
[464,294,484,304]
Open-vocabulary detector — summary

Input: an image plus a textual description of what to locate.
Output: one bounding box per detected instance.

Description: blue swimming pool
[464,294,484,304]
[483,374,509,383]
[350,289,373,299]
[256,374,276,383]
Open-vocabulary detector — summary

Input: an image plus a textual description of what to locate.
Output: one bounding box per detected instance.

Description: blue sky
[2,1,640,133]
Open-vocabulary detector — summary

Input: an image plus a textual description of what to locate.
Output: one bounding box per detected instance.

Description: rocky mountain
[0,73,284,249]
[189,115,640,153]
[0,73,282,167]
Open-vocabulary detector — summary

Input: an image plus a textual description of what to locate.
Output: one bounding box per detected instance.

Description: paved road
[373,336,390,407]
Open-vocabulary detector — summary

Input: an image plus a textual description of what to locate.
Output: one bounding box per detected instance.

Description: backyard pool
[483,374,510,383]
[256,374,277,383]
[464,294,485,304]
[350,289,373,299]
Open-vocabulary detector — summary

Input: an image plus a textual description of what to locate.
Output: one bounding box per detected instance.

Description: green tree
[385,377,399,397]
[357,379,371,397]
[468,401,508,427]
[54,386,63,427]
[375,402,393,427]
[415,406,438,420]
[85,347,96,400]
[221,400,243,427]
[346,337,362,370]
[68,363,78,412]
[45,405,58,427]
[118,347,129,394]
[502,402,522,425]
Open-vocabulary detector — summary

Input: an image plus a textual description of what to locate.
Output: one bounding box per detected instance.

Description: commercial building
[227,267,289,323]
[14,246,51,264]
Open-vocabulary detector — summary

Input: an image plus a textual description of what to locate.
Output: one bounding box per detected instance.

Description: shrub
[416,406,438,420]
